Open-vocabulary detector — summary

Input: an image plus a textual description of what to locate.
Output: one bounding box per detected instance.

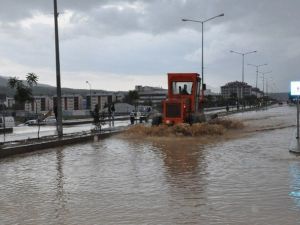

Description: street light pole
[259,71,272,107]
[266,77,271,97]
[202,23,204,84]
[248,63,268,96]
[230,50,257,100]
[53,0,63,138]
[230,50,257,83]
[182,13,224,112]
[86,81,92,111]
[259,71,272,94]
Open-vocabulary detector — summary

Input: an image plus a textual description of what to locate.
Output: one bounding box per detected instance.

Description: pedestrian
[93,104,100,126]
[130,110,135,125]
[136,111,142,123]
[108,104,112,127]
[54,105,58,121]
[110,104,115,127]
[226,104,229,112]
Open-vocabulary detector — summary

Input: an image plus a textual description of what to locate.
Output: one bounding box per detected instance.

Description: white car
[43,116,57,125]
[24,119,38,126]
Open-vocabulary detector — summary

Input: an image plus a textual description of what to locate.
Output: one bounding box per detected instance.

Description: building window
[64,97,68,110]
[74,97,79,110]
[86,96,91,109]
[41,98,46,111]
[98,96,101,106]
[31,100,34,112]
[53,97,57,107]
[172,82,193,95]
[108,95,112,104]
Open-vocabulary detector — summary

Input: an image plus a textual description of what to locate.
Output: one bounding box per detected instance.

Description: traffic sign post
[289,81,300,154]
[297,97,299,139]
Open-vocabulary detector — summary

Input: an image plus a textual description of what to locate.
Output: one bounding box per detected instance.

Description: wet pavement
[1,120,130,142]
[0,105,300,225]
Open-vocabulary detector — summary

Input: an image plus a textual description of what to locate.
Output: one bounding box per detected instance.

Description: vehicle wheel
[190,113,206,124]
[152,115,162,126]
[209,113,218,120]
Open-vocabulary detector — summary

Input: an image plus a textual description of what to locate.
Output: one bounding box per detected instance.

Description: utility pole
[297,97,299,139]
[262,74,265,95]
[230,50,256,107]
[259,71,272,109]
[86,81,92,111]
[53,0,63,138]
[248,63,268,97]
[266,78,268,98]
[182,13,224,112]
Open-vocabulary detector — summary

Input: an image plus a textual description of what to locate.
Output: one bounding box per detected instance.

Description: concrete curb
[0,130,122,158]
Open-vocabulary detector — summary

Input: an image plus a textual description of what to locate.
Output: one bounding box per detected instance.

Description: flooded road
[1,105,300,224]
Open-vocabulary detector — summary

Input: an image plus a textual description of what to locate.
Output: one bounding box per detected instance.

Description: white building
[5,97,15,109]
[204,89,219,96]
[221,81,253,99]
[86,94,113,111]
[135,85,167,105]
[52,95,84,111]
[251,87,264,98]
[24,96,52,113]
[62,95,83,111]
[6,91,126,115]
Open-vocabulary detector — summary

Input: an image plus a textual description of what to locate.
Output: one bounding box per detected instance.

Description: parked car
[129,110,149,123]
[24,119,38,126]
[42,116,57,125]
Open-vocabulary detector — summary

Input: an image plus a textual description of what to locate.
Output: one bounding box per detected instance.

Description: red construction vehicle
[152,73,205,125]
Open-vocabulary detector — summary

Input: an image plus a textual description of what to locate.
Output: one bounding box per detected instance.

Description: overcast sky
[0,0,298,92]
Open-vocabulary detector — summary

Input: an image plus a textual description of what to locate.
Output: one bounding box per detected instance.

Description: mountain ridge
[0,75,113,96]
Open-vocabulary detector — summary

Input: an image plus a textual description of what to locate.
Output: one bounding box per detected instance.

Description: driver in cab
[181,84,189,95]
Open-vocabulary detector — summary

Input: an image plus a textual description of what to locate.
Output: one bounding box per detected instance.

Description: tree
[26,73,38,86]
[8,73,39,109]
[244,95,258,107]
[123,90,139,105]
[203,95,214,107]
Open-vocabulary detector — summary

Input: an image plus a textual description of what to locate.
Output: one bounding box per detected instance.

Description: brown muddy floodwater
[0,105,300,225]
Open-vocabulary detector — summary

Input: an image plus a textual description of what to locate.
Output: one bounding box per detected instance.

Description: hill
[268,92,289,101]
[0,75,110,97]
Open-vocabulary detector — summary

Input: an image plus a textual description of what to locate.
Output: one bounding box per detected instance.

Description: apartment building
[221,81,253,99]
[86,94,113,111]
[24,96,52,113]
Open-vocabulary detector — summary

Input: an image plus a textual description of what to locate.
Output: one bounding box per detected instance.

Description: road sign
[291,81,300,96]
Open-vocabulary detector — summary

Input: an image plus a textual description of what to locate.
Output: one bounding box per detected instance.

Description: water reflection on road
[0,105,300,224]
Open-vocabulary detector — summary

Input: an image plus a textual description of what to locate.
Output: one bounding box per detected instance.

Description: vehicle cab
[163,73,201,125]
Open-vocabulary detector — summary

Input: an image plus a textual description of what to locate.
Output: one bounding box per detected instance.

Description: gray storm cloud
[0,0,299,91]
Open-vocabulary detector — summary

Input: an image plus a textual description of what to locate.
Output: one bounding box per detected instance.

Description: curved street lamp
[230,50,257,101]
[259,71,272,95]
[230,50,257,83]
[182,13,224,111]
[182,13,224,85]
[248,63,268,90]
